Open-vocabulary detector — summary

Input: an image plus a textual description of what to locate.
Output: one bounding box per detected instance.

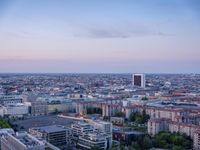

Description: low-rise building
[0,103,29,117]
[0,95,23,105]
[29,125,68,150]
[71,121,113,149]
[31,100,47,116]
[111,117,124,126]
[77,132,109,150]
[112,129,144,145]
[71,122,93,140]
[1,132,45,150]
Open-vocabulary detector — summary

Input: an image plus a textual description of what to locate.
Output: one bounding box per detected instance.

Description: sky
[0,0,200,73]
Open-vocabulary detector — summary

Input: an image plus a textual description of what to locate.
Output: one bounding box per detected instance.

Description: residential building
[194,130,200,150]
[148,118,170,136]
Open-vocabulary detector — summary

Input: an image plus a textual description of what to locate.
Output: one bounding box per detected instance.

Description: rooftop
[33,125,67,133]
[18,135,42,147]
[147,100,200,109]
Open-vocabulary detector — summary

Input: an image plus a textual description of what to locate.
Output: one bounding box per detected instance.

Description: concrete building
[132,74,145,88]
[113,130,144,145]
[71,121,113,149]
[77,132,109,150]
[0,128,15,148]
[29,125,68,149]
[0,95,23,105]
[89,120,112,135]
[111,117,124,126]
[148,118,200,149]
[1,132,45,150]
[71,122,93,140]
[31,100,47,116]
[0,103,29,117]
[48,103,73,114]
[87,120,112,149]
[194,130,200,150]
[148,118,170,136]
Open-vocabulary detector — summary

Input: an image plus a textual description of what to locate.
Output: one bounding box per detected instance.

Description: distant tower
[132,73,146,88]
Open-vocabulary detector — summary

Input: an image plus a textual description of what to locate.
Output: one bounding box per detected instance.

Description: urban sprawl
[0,73,200,150]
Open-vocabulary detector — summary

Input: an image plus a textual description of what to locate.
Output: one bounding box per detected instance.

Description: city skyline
[0,0,200,73]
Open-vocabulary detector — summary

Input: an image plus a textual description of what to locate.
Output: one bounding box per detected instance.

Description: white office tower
[132,73,146,88]
[73,121,112,150]
[89,120,112,149]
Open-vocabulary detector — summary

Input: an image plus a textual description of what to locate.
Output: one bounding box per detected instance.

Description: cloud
[3,31,37,39]
[75,28,130,38]
[74,23,173,39]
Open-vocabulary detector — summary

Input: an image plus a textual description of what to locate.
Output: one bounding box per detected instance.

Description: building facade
[1,132,45,150]
[132,74,146,88]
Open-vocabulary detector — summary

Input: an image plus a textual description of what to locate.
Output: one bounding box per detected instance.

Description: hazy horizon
[0,0,200,73]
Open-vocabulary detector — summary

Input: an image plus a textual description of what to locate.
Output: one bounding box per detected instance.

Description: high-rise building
[132,73,146,88]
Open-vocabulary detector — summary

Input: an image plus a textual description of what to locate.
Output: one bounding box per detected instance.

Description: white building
[1,132,45,150]
[89,120,112,135]
[0,95,23,105]
[77,132,109,150]
[90,120,112,148]
[71,120,113,149]
[1,103,29,117]
[71,122,93,140]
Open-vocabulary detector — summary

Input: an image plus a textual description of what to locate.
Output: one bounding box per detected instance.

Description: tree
[54,108,59,114]
[0,118,11,128]
[142,110,150,123]
[129,111,150,124]
[141,97,148,101]
[131,142,140,150]
[154,132,192,150]
[142,135,153,150]
[114,112,125,117]
[91,146,101,150]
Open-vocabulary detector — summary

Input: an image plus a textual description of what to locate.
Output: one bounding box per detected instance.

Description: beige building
[31,100,47,116]
[194,130,200,150]
[148,118,170,136]
[48,103,73,113]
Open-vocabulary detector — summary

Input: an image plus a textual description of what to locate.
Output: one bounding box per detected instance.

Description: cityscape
[0,0,200,150]
[0,73,199,150]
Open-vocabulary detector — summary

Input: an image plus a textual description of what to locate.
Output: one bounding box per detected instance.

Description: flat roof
[147,100,200,109]
[33,125,66,133]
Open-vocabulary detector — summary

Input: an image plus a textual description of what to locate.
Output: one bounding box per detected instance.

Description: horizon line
[0,72,199,75]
